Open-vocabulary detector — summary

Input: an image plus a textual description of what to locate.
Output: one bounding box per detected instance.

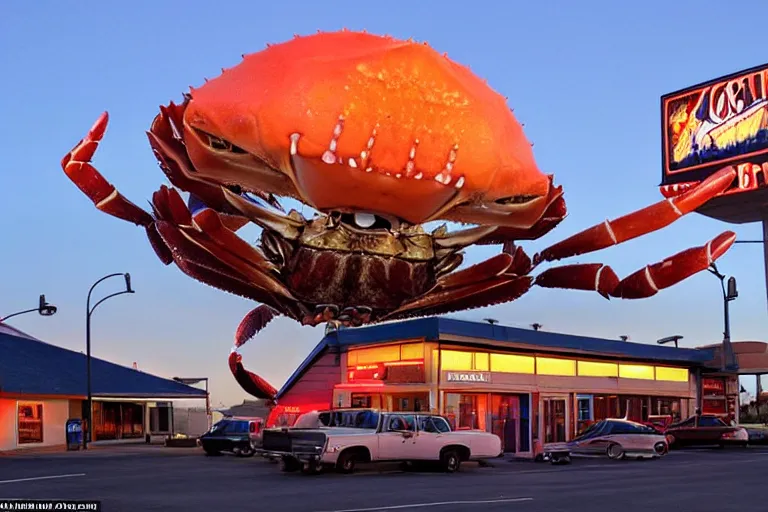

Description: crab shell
[179,30,553,229]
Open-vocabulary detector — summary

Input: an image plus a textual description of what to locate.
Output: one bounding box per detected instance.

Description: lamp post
[707,264,738,371]
[0,295,58,323]
[84,273,134,449]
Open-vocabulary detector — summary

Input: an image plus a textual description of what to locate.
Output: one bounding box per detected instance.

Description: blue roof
[0,330,207,398]
[276,316,717,399]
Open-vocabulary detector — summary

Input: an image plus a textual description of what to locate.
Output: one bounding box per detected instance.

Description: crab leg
[534,166,736,265]
[148,100,283,226]
[534,231,736,299]
[382,276,533,321]
[149,188,307,317]
[61,112,174,265]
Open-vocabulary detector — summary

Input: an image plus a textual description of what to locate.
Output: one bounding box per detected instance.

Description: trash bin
[66,419,83,451]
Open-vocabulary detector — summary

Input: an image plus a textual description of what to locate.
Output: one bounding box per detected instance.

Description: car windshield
[573,421,605,440]
[317,410,380,429]
[209,420,231,433]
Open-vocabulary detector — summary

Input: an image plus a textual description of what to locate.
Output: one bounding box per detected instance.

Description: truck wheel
[279,457,301,473]
[336,450,357,474]
[302,460,323,475]
[441,449,461,473]
[236,444,255,457]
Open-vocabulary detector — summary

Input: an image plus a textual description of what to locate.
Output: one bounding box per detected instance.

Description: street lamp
[0,295,58,323]
[707,264,738,371]
[657,335,684,348]
[84,273,134,449]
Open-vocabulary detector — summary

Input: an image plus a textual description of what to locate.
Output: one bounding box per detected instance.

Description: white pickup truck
[258,409,502,474]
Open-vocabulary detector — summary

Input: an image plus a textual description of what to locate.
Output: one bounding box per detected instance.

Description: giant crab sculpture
[61,30,737,400]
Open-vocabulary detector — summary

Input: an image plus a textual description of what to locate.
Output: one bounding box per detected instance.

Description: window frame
[17,402,44,445]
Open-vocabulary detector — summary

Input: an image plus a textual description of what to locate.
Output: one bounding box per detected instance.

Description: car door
[222,420,244,451]
[377,414,416,460]
[412,416,447,460]
[696,416,728,443]
[667,417,696,445]
[569,421,609,455]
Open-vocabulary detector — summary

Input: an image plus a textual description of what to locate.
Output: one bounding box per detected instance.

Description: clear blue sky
[2,0,767,406]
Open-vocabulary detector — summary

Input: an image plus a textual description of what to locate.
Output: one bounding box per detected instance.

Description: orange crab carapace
[62,30,737,400]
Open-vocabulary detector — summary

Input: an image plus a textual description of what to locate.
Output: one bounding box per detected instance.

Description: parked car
[259,409,374,462]
[198,416,264,457]
[258,409,502,474]
[543,419,668,464]
[642,414,674,433]
[663,414,749,448]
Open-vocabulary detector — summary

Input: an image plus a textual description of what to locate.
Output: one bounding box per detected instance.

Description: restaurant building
[0,324,207,452]
[267,317,757,459]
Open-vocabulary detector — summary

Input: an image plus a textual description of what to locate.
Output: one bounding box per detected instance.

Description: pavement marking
[0,473,86,485]
[314,498,533,512]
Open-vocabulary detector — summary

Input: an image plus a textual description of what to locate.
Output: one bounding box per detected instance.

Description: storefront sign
[446,372,491,383]
[703,378,725,395]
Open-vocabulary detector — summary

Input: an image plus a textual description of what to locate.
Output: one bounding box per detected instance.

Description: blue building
[0,324,207,452]
[265,317,753,459]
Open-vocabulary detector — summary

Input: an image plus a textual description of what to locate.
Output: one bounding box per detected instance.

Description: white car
[258,409,502,474]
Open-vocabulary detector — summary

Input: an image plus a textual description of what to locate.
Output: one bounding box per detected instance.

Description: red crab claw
[61,112,173,265]
[62,113,153,227]
[476,183,566,245]
[229,351,279,400]
[533,166,737,265]
[534,231,736,299]
[228,304,281,400]
[146,101,283,233]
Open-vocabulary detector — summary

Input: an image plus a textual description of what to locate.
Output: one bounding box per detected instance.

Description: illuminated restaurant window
[440,350,474,370]
[655,366,688,382]
[474,352,490,371]
[536,357,576,376]
[578,361,618,378]
[400,343,424,360]
[348,345,402,366]
[490,353,535,374]
[17,403,43,444]
[619,364,655,380]
[444,393,487,431]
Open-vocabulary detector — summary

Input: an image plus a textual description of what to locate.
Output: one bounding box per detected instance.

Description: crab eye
[338,212,395,230]
[354,213,376,228]
[198,130,247,154]
[495,194,540,205]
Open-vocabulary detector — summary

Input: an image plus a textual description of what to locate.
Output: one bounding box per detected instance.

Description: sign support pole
[763,217,768,318]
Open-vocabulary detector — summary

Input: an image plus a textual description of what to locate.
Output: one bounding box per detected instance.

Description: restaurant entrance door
[491,394,528,453]
[542,396,568,444]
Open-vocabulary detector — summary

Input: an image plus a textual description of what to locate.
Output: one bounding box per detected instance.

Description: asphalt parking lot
[1,446,766,512]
